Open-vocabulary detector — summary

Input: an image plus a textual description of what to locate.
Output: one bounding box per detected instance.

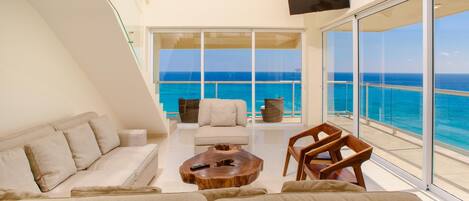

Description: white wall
[0,0,120,135]
[143,0,304,28]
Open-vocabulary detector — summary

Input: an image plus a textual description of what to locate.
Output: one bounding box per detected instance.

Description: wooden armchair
[300,135,373,189]
[282,123,342,180]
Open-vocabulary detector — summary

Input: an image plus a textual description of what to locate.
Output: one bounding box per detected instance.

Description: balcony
[327,81,469,198]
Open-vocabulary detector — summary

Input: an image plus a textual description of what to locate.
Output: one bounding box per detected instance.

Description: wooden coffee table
[179,144,263,190]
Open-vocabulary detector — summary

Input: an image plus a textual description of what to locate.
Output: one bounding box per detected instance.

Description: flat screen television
[288,0,350,15]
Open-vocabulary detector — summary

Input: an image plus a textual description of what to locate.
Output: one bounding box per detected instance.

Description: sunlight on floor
[149,124,444,201]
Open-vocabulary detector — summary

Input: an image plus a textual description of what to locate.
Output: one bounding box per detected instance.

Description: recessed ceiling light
[434,4,442,9]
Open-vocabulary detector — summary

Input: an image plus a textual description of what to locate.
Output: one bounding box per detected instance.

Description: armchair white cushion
[195,99,250,153]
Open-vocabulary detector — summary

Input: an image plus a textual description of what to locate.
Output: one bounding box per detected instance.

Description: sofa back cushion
[0,148,41,193]
[210,101,237,127]
[25,132,77,192]
[51,112,99,131]
[199,99,247,127]
[216,192,422,201]
[63,123,102,170]
[89,116,120,154]
[0,125,56,151]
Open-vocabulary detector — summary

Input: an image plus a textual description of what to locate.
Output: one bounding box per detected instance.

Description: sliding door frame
[151,28,305,125]
[320,0,460,200]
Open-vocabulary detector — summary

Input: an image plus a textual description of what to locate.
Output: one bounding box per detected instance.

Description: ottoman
[194,126,250,154]
[118,129,147,147]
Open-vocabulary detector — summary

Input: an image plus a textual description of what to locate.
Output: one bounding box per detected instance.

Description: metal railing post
[215,81,218,98]
[365,83,369,121]
[292,81,295,117]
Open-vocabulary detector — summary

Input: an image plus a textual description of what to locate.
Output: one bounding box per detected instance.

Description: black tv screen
[288,0,350,15]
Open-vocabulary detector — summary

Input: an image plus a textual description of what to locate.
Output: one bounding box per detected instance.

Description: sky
[158,11,468,74]
[328,11,469,74]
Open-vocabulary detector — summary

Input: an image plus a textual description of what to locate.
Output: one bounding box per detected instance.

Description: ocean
[159,71,469,151]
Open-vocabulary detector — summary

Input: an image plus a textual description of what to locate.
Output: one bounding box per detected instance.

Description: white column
[352,17,360,137]
[251,31,256,125]
[422,0,434,189]
[201,32,205,99]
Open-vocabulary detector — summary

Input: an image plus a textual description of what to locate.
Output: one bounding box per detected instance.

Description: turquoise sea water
[159,72,469,151]
[329,72,469,151]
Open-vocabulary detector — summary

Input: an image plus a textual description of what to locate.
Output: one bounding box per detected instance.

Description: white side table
[118,129,147,147]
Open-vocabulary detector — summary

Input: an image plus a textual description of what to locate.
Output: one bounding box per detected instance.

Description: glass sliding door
[358,0,423,179]
[434,1,469,199]
[204,32,252,115]
[155,33,201,117]
[324,22,353,132]
[255,32,302,123]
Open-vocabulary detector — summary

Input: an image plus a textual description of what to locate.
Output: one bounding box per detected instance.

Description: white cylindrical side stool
[119,129,147,147]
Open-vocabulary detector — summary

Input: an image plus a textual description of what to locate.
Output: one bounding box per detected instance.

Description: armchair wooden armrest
[299,133,341,156]
[304,136,347,164]
[319,148,372,179]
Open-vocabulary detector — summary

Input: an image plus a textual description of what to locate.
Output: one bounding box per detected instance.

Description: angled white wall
[28,0,169,135]
[0,0,120,135]
[143,0,304,27]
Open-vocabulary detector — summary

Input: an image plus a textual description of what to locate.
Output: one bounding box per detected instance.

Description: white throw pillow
[25,132,77,192]
[89,116,120,154]
[63,123,101,170]
[210,101,237,127]
[198,99,217,126]
[0,148,41,193]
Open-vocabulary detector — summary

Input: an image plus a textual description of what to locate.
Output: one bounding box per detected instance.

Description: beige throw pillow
[89,116,120,154]
[198,99,216,126]
[25,132,77,192]
[210,101,237,127]
[63,123,102,170]
[0,148,41,193]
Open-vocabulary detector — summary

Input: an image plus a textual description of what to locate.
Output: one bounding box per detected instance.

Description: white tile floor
[149,124,444,201]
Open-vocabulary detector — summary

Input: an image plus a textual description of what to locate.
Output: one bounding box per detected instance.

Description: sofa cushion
[25,132,77,192]
[0,148,41,193]
[54,193,207,201]
[71,186,161,197]
[195,126,250,145]
[216,192,422,201]
[89,116,120,154]
[51,112,99,131]
[45,169,136,198]
[0,189,47,200]
[0,125,56,151]
[198,187,267,201]
[63,123,102,170]
[281,180,365,193]
[88,144,158,175]
[210,101,237,127]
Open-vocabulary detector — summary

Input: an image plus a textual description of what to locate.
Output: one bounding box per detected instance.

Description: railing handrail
[158,80,301,117]
[327,80,469,97]
[158,80,301,84]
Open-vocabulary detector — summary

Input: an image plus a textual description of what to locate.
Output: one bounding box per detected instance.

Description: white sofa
[0,112,158,197]
[194,99,250,153]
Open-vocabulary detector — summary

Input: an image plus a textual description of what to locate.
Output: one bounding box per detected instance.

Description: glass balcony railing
[158,81,302,118]
[328,81,469,152]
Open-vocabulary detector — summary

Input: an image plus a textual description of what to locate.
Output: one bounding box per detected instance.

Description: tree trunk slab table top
[179,144,263,190]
